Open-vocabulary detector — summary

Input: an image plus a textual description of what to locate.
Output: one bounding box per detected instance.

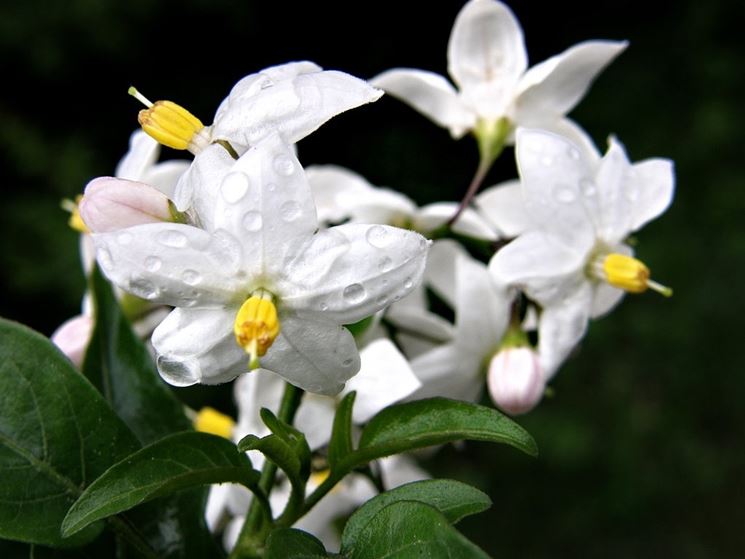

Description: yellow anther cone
[234,291,281,369]
[194,407,235,439]
[602,253,672,296]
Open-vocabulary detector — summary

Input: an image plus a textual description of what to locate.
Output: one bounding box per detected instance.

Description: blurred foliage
[0,0,742,557]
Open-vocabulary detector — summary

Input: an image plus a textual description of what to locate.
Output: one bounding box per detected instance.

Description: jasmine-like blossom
[90,133,429,394]
[490,128,674,377]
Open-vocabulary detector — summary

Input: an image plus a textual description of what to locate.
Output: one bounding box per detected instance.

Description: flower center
[590,252,672,296]
[233,289,281,369]
[128,86,210,154]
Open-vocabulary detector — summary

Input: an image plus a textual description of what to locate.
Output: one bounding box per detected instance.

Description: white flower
[490,128,674,377]
[91,133,429,395]
[371,0,626,152]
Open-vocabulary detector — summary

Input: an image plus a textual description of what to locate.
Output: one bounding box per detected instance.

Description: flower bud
[79,177,173,233]
[51,314,93,368]
[487,347,545,415]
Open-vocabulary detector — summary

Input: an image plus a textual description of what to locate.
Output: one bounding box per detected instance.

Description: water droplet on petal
[320,302,329,311]
[181,269,201,285]
[273,154,295,176]
[366,225,391,248]
[97,248,113,270]
[117,232,132,245]
[553,184,577,203]
[580,179,596,197]
[260,78,274,90]
[378,257,393,272]
[156,355,200,386]
[342,283,366,304]
[403,277,413,289]
[129,277,159,300]
[376,295,387,305]
[221,172,250,204]
[145,256,162,272]
[242,211,263,232]
[267,182,277,192]
[158,229,188,248]
[279,200,302,222]
[342,358,355,367]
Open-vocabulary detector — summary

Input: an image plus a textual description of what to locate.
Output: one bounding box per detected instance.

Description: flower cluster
[51,0,675,551]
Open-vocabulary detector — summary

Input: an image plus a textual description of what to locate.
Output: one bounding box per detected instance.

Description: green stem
[229,382,303,559]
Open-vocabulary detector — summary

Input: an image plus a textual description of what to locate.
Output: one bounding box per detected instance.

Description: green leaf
[357,398,538,460]
[264,528,328,558]
[62,432,260,538]
[342,501,491,558]
[328,392,355,471]
[0,318,141,547]
[341,479,491,551]
[83,266,191,444]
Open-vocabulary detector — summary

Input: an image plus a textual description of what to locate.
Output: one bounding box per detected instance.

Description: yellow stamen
[194,407,235,439]
[128,86,209,153]
[601,253,673,297]
[62,195,89,234]
[234,290,281,369]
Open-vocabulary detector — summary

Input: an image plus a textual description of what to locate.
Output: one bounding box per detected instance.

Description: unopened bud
[487,347,545,415]
[51,315,93,368]
[79,177,174,233]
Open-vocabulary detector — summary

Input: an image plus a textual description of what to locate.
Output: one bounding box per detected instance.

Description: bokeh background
[1,0,742,557]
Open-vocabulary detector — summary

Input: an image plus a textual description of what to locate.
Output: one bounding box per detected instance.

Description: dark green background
[1,1,742,557]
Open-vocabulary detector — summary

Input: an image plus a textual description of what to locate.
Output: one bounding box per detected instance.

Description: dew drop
[144,256,162,272]
[221,172,250,204]
[403,277,413,289]
[267,182,277,192]
[259,78,274,90]
[553,184,577,203]
[156,356,200,386]
[342,283,366,304]
[129,277,159,300]
[378,257,393,272]
[342,358,355,367]
[117,232,132,245]
[366,225,391,248]
[242,211,263,232]
[279,200,302,222]
[320,302,329,311]
[273,154,295,176]
[376,294,387,305]
[181,269,202,285]
[157,229,188,248]
[580,179,596,197]
[97,248,113,270]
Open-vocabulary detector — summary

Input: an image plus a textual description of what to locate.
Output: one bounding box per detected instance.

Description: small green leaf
[83,266,191,444]
[62,432,260,537]
[238,434,305,490]
[253,408,311,483]
[342,501,491,558]
[341,479,491,550]
[264,528,328,558]
[357,398,538,459]
[328,392,355,470]
[0,318,140,547]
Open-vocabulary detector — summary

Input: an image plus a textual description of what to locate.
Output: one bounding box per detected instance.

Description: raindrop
[129,277,159,300]
[320,302,329,311]
[553,184,576,203]
[221,172,250,204]
[260,78,274,90]
[279,200,302,222]
[158,230,188,248]
[366,225,391,248]
[378,257,393,272]
[342,358,355,367]
[342,283,366,304]
[156,356,200,386]
[273,154,295,176]
[144,256,162,272]
[403,277,413,289]
[117,232,132,245]
[97,248,113,270]
[376,295,387,305]
[181,269,202,285]
[242,211,263,232]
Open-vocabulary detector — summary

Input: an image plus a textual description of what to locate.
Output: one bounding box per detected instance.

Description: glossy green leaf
[341,479,491,551]
[83,266,191,444]
[264,528,328,558]
[342,501,491,559]
[328,392,355,471]
[62,432,260,537]
[0,318,140,547]
[357,398,538,460]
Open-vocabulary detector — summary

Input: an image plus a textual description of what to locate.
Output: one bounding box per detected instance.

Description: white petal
[474,179,531,237]
[423,239,466,308]
[92,223,244,307]
[371,69,474,137]
[515,128,596,254]
[51,314,93,368]
[516,40,628,120]
[152,307,246,386]
[278,224,429,325]
[306,164,373,224]
[538,281,593,379]
[627,158,675,233]
[384,303,455,348]
[115,130,160,182]
[211,134,318,277]
[591,281,625,318]
[211,66,382,149]
[447,0,527,92]
[344,338,421,423]
[529,117,602,162]
[594,136,635,244]
[142,160,190,200]
[489,231,585,306]
[293,395,336,450]
[409,343,483,402]
[261,316,360,395]
[413,202,498,240]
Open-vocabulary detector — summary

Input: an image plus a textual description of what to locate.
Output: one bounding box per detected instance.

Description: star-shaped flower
[90,133,429,395]
[490,128,674,377]
[372,0,626,155]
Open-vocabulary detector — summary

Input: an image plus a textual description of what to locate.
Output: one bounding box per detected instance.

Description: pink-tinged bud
[51,315,93,368]
[79,177,172,233]
[487,347,545,415]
